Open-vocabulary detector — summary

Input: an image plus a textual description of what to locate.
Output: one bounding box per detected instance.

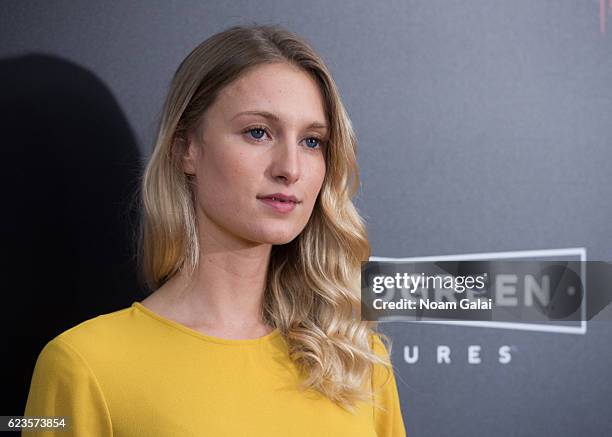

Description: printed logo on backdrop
[363,248,612,365]
[365,247,589,334]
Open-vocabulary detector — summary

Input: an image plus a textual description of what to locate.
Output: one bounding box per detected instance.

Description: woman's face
[182,62,328,246]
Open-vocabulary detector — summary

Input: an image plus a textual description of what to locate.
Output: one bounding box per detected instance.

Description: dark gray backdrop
[3,1,611,436]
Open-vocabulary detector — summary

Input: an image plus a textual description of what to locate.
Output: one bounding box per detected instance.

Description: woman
[24,25,407,436]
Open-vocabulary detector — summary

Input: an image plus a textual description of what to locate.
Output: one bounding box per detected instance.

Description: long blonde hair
[138,24,393,413]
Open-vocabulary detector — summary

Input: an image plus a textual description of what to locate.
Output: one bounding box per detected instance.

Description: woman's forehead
[214,63,328,126]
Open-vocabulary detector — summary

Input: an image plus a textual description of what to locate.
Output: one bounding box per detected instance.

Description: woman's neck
[140,242,275,339]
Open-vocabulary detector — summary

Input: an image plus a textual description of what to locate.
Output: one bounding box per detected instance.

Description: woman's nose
[271,137,300,184]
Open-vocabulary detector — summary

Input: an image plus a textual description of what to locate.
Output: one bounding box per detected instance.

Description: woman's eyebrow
[231,110,328,130]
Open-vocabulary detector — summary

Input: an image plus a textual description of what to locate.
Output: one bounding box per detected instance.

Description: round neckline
[131,301,281,346]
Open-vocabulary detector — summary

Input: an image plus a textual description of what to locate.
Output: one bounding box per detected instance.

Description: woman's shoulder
[42,303,140,366]
[57,304,135,343]
[368,330,391,356]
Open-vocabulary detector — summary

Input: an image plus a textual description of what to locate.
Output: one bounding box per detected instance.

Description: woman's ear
[179,134,198,175]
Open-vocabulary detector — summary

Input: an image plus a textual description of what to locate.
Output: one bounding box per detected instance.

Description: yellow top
[24,302,407,437]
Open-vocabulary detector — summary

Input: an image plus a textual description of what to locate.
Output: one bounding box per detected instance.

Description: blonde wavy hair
[137,24,394,413]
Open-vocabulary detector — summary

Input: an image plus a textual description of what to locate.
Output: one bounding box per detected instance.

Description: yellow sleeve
[371,333,407,437]
[23,337,112,437]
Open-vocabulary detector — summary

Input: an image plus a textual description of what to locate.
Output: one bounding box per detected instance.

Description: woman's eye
[304,137,321,149]
[246,127,268,140]
[244,128,321,149]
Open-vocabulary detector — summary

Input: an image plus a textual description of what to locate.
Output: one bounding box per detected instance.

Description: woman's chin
[267,234,300,245]
[254,228,301,245]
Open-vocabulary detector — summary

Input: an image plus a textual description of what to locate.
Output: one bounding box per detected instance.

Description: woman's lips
[258,197,297,213]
